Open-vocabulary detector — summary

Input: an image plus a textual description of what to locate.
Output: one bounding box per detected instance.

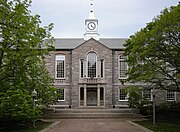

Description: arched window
[87,52,97,78]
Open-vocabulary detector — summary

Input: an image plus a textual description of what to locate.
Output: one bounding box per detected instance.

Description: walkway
[47,119,145,132]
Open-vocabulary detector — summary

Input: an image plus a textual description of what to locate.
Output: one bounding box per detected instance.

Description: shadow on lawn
[0,120,51,132]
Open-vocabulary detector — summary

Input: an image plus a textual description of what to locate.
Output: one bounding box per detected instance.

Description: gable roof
[53,38,128,49]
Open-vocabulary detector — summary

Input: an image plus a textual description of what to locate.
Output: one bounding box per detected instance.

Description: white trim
[142,89,153,101]
[85,48,99,58]
[99,87,105,106]
[166,91,176,101]
[102,87,105,106]
[118,88,129,101]
[100,59,105,78]
[55,54,66,79]
[58,88,65,102]
[79,87,81,106]
[86,52,98,78]
[79,59,84,78]
[118,54,128,80]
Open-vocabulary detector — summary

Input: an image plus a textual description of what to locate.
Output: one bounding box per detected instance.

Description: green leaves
[124,4,180,92]
[0,0,56,123]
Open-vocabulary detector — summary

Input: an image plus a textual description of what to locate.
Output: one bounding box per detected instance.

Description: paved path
[48,119,145,132]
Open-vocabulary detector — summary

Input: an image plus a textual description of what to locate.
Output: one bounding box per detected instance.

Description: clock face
[88,22,96,30]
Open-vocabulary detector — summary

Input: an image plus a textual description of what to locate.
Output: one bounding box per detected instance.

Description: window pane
[119,55,128,79]
[166,91,175,101]
[56,55,65,78]
[80,87,84,100]
[80,60,84,78]
[101,59,104,78]
[100,87,104,100]
[119,89,128,101]
[58,88,65,101]
[142,89,151,100]
[87,53,97,78]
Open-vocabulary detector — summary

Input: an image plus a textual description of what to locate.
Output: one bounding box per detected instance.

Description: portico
[79,85,104,107]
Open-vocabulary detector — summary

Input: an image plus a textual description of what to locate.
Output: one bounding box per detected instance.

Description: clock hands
[88,22,96,30]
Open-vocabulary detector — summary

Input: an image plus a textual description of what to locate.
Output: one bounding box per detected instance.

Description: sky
[30,0,179,38]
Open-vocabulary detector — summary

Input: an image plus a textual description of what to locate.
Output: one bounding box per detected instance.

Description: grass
[134,120,180,132]
[0,121,52,132]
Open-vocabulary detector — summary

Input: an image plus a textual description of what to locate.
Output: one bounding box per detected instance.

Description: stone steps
[44,108,142,119]
[54,109,136,113]
[44,113,142,119]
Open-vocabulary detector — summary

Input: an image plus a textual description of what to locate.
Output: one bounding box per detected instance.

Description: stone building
[46,1,180,109]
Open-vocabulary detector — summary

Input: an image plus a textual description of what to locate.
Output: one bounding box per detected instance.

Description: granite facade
[45,38,180,108]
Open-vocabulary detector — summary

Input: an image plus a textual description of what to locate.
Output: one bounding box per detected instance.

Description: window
[142,89,152,101]
[166,91,176,101]
[119,89,128,101]
[80,87,84,100]
[87,52,97,78]
[56,55,65,79]
[80,59,84,78]
[100,87,104,100]
[119,55,128,79]
[100,59,104,78]
[58,88,65,101]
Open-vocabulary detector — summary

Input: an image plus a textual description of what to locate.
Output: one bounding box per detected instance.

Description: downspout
[112,49,115,108]
[69,50,72,108]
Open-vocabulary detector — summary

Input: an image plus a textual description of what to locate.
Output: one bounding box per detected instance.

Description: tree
[0,0,57,124]
[124,3,180,92]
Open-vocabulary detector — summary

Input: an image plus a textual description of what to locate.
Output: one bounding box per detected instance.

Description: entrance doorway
[87,88,97,106]
[79,87,104,107]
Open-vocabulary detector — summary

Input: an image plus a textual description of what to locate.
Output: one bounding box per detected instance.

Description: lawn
[134,120,180,132]
[0,121,52,132]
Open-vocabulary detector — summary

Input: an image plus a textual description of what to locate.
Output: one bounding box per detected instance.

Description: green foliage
[126,86,143,108]
[126,86,150,109]
[139,102,180,123]
[0,89,40,121]
[0,0,57,123]
[135,120,180,132]
[156,102,180,122]
[124,4,180,92]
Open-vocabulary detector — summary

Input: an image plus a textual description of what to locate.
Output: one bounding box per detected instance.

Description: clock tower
[84,0,100,40]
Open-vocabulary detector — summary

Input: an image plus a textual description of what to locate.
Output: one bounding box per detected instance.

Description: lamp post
[32,89,37,128]
[152,88,156,125]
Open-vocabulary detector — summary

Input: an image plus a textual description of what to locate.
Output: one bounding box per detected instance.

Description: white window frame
[55,54,66,79]
[142,89,153,101]
[58,88,65,101]
[166,91,176,101]
[79,59,84,78]
[100,59,104,78]
[87,52,97,78]
[119,88,129,101]
[118,54,128,79]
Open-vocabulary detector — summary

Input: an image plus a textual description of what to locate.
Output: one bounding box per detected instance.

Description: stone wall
[45,39,180,108]
[72,39,113,108]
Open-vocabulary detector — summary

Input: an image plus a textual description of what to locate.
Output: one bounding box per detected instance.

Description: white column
[84,85,87,106]
[97,85,100,106]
